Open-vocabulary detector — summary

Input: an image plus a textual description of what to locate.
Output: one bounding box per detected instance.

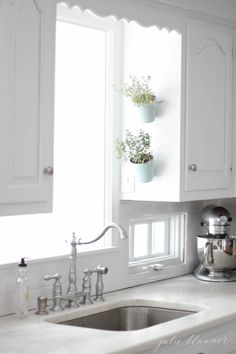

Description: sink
[57,305,196,331]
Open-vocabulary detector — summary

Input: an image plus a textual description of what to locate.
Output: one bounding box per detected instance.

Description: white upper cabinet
[184,21,233,198]
[0,0,56,215]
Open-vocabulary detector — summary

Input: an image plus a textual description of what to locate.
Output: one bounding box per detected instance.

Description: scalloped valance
[56,0,185,34]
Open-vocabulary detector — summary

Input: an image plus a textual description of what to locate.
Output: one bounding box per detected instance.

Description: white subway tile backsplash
[0,198,236,316]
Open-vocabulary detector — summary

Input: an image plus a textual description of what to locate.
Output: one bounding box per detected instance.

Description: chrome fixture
[194,205,236,282]
[35,296,49,315]
[66,223,128,304]
[80,268,94,305]
[65,233,80,308]
[93,265,108,302]
[78,222,128,245]
[39,223,127,313]
[44,273,64,311]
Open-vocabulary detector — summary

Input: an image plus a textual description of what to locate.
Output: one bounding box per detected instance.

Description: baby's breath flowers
[120,76,156,107]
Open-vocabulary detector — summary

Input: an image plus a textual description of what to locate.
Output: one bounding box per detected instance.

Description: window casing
[129,213,186,274]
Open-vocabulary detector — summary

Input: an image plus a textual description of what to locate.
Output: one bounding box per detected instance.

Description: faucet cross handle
[44,273,64,312]
[65,232,79,246]
[80,267,95,305]
[44,273,62,282]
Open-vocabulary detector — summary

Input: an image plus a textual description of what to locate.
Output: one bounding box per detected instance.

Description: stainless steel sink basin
[58,306,195,331]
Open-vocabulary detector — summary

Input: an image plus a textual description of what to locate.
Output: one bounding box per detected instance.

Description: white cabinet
[184,21,233,199]
[121,20,233,202]
[0,0,56,215]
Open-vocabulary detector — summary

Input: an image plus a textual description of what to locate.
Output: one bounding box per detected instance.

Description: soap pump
[16,257,29,318]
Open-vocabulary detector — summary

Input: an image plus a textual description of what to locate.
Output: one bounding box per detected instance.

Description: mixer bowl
[197,236,236,272]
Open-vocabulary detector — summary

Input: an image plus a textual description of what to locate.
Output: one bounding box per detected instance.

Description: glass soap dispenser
[16,258,29,318]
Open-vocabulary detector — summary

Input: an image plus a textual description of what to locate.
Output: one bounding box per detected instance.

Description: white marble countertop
[1,274,236,354]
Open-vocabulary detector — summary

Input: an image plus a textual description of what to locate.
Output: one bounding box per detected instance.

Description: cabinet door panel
[185,22,232,193]
[0,0,56,212]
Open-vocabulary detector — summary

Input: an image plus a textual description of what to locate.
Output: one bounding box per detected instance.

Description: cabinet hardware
[188,163,197,172]
[43,166,54,175]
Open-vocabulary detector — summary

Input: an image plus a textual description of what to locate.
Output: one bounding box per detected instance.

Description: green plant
[115,129,153,164]
[120,76,156,107]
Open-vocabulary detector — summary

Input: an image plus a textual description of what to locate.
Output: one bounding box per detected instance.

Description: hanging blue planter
[138,103,156,123]
[133,158,154,183]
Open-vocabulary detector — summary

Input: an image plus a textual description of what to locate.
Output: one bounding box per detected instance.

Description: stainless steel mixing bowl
[197,236,236,273]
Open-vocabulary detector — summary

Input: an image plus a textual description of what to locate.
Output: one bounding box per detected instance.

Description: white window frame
[54,3,190,292]
[56,5,190,289]
[56,4,123,249]
[128,213,187,275]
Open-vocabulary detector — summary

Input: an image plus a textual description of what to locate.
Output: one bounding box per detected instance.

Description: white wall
[1,198,236,317]
[0,199,203,316]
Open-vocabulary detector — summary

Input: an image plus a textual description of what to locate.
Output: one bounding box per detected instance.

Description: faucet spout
[78,223,128,245]
[65,223,127,306]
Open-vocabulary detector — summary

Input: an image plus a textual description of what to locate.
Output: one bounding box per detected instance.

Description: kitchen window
[129,213,186,274]
[54,12,118,250]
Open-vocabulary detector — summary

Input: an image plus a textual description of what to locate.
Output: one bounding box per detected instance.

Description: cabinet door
[0,0,56,215]
[185,21,232,195]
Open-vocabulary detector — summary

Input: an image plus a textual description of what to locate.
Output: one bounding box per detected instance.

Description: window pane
[133,224,148,258]
[129,214,185,267]
[55,21,107,241]
[152,222,166,255]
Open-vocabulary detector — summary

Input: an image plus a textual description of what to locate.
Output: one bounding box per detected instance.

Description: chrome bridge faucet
[66,223,128,305]
[65,233,81,308]
[42,223,128,312]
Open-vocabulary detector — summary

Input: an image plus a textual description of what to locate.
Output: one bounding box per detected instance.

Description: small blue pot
[133,158,154,183]
[138,103,156,123]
